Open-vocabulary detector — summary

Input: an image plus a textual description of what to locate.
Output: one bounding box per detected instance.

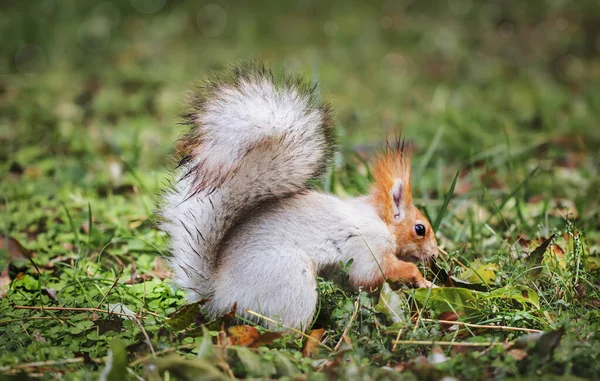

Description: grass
[1,0,599,379]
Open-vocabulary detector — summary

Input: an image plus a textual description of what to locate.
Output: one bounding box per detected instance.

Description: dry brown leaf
[1,237,31,295]
[0,236,28,260]
[302,328,325,357]
[437,311,460,331]
[225,325,260,346]
[222,325,283,348]
[551,244,565,257]
[248,332,282,348]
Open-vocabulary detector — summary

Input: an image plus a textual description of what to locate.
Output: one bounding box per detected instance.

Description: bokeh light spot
[197,4,228,37]
[380,16,393,29]
[382,52,409,77]
[323,21,339,37]
[555,55,584,82]
[78,17,111,52]
[448,0,472,16]
[555,17,568,31]
[91,2,122,30]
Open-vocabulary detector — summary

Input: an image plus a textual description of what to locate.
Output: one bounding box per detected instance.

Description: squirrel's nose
[430,245,439,259]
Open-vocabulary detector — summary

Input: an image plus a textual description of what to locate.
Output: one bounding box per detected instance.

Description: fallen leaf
[375,282,408,324]
[484,286,540,309]
[226,325,260,346]
[303,328,325,357]
[458,258,497,284]
[165,302,206,331]
[412,287,479,316]
[437,311,460,331]
[412,285,540,318]
[253,332,284,348]
[448,276,489,292]
[0,236,29,260]
[515,328,565,374]
[222,303,237,325]
[525,235,554,276]
[96,319,124,334]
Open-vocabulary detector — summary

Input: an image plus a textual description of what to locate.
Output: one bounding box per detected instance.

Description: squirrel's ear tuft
[370,141,413,224]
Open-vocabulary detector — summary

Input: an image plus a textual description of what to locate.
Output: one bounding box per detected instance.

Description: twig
[13,305,142,319]
[20,322,30,337]
[133,316,156,355]
[96,275,121,309]
[392,340,504,347]
[245,309,333,351]
[391,328,404,352]
[0,357,88,372]
[421,318,542,333]
[143,309,160,317]
[0,316,70,326]
[334,294,360,351]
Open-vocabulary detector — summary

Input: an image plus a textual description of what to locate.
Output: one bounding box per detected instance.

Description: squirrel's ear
[391,179,407,221]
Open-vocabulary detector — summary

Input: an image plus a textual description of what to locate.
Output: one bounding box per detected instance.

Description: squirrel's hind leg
[210,247,318,330]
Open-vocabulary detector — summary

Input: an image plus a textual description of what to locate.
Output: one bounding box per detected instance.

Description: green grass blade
[61,201,81,256]
[433,167,460,233]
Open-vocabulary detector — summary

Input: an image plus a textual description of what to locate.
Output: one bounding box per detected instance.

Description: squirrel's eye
[415,224,426,237]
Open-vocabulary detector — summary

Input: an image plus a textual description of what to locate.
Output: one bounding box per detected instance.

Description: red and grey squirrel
[160,62,438,329]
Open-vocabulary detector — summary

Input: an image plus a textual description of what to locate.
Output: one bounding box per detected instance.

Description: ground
[1,0,600,380]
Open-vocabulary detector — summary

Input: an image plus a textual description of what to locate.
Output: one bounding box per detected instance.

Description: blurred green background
[1,1,600,378]
[2,0,599,227]
[2,0,600,231]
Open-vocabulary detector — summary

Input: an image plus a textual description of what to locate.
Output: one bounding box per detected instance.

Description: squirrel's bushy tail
[160,62,334,300]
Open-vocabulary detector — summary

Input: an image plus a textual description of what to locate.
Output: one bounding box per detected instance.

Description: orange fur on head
[370,139,413,224]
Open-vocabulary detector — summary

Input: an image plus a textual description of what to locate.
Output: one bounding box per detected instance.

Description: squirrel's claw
[418,279,438,289]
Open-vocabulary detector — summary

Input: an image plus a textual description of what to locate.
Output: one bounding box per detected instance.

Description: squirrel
[159,62,438,330]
